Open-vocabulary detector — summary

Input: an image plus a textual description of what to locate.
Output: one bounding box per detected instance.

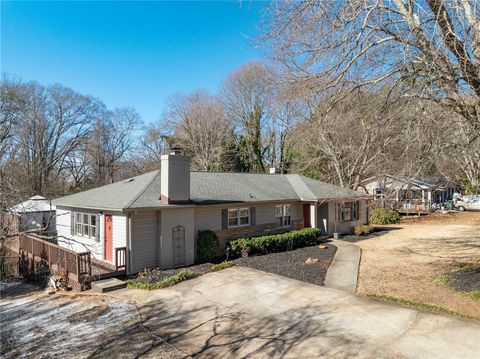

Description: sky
[1,1,265,124]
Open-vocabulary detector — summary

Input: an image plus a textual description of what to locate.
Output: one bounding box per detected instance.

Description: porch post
[310,203,317,228]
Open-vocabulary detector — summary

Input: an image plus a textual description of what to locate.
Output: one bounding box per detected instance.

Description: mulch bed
[130,262,213,285]
[234,244,337,286]
[447,266,480,293]
[337,227,398,243]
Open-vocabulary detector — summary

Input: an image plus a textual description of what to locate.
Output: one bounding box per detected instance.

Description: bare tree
[10,82,101,196]
[290,89,406,188]
[135,123,173,168]
[222,62,275,172]
[0,76,25,163]
[88,107,141,185]
[263,0,480,130]
[166,90,229,171]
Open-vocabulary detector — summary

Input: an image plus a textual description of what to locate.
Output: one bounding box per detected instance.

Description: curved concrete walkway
[115,266,480,358]
[325,239,361,293]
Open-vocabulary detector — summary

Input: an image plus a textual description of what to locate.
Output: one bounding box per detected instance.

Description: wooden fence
[17,235,91,283]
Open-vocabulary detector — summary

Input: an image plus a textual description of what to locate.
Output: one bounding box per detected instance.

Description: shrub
[197,230,219,263]
[211,261,235,271]
[353,225,373,236]
[127,269,199,290]
[229,228,320,257]
[369,208,400,225]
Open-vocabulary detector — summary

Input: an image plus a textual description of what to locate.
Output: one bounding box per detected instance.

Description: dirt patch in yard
[356,212,480,318]
[401,210,480,225]
[0,281,189,359]
[234,244,336,286]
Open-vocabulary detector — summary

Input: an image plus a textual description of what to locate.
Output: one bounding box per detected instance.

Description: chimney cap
[170,145,183,155]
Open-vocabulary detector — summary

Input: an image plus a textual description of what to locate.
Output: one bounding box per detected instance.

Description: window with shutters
[228,208,250,227]
[338,202,359,222]
[275,205,291,227]
[74,212,97,239]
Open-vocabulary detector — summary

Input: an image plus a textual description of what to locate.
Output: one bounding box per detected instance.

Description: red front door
[303,204,311,227]
[104,215,113,261]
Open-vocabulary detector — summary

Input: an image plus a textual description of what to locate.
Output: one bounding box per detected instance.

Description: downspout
[127,212,133,274]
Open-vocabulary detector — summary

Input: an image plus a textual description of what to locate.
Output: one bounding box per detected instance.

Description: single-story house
[360,174,454,211]
[9,195,56,232]
[53,153,368,274]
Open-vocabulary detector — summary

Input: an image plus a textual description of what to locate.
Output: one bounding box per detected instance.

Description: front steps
[91,278,127,293]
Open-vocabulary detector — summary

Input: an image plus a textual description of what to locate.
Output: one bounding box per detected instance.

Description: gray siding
[327,199,368,235]
[131,211,158,273]
[256,204,274,225]
[194,207,222,238]
[291,203,303,220]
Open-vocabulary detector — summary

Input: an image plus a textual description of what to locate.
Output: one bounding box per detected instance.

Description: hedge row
[229,228,321,257]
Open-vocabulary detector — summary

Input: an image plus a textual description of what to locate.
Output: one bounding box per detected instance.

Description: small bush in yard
[211,261,234,271]
[127,269,199,290]
[229,228,320,257]
[197,230,219,263]
[353,225,373,236]
[369,208,400,225]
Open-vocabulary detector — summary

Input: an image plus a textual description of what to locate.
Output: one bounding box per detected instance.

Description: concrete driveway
[116,267,480,358]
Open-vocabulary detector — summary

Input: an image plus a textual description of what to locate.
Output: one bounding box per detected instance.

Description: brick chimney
[160,147,191,204]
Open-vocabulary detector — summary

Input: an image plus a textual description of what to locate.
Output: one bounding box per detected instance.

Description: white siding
[131,211,158,273]
[55,207,127,262]
[112,215,127,249]
[55,207,103,260]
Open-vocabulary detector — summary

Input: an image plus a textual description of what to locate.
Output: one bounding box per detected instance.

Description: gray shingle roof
[54,170,367,210]
[53,171,159,210]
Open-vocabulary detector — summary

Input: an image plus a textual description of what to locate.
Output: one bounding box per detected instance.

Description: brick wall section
[214,218,304,254]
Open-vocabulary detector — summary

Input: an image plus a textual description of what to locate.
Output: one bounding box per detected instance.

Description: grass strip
[463,291,480,300]
[457,264,480,272]
[127,262,235,290]
[127,269,199,290]
[367,294,480,320]
[211,261,235,271]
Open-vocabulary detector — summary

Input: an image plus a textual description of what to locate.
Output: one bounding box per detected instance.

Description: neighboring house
[9,195,56,232]
[360,175,454,212]
[53,153,368,274]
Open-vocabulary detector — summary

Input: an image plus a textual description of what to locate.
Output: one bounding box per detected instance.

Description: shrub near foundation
[369,208,400,225]
[229,228,320,257]
[197,230,219,262]
[353,225,373,236]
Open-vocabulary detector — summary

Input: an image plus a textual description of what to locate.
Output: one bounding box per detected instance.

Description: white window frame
[275,204,292,227]
[74,212,97,239]
[228,208,250,228]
